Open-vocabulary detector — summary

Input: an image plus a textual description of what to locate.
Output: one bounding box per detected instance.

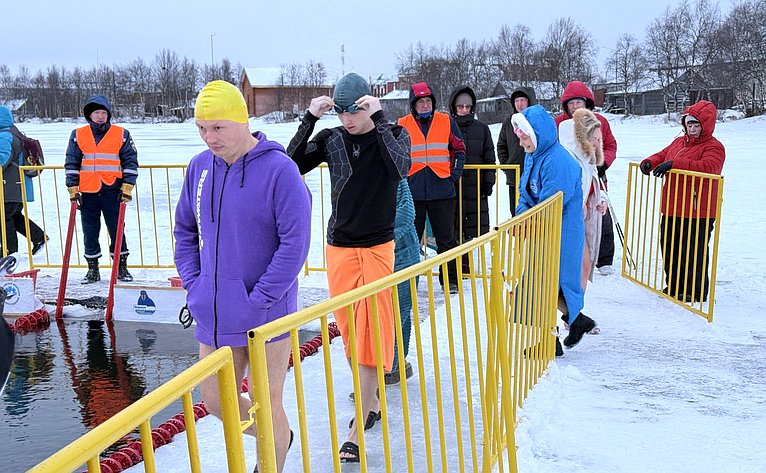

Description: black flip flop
[348,410,381,430]
[339,440,360,463]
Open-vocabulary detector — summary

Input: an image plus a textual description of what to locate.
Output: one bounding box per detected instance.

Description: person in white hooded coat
[559,108,607,289]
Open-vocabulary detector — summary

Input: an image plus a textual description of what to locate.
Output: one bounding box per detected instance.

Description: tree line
[397,0,766,116]
[1,0,764,120]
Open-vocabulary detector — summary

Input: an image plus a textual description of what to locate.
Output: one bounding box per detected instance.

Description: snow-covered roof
[242,67,283,87]
[380,89,409,100]
[498,80,558,100]
[1,99,27,111]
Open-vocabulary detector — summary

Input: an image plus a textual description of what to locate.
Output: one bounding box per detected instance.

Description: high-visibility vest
[398,113,451,178]
[76,125,124,192]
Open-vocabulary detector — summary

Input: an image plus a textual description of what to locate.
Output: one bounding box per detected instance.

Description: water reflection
[74,320,146,429]
[0,317,200,471]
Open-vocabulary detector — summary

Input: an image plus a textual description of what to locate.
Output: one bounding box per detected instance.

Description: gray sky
[8,0,730,83]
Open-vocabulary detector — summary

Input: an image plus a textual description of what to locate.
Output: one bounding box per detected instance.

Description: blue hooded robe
[515,105,585,322]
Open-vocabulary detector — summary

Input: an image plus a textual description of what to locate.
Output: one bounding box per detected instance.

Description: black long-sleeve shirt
[287,110,411,247]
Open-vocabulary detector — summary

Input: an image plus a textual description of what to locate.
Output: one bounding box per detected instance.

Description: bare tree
[540,18,598,96]
[710,0,766,114]
[493,24,538,82]
[606,34,650,114]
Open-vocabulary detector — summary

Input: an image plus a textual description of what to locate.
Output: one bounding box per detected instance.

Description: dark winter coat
[0,107,24,203]
[641,100,725,218]
[497,86,538,184]
[401,84,466,201]
[449,85,496,239]
[65,95,139,189]
[554,81,618,177]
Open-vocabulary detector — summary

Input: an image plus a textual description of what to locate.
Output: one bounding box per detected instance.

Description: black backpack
[2,128,44,177]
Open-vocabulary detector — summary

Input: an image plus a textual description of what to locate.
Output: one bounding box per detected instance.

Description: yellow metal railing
[28,346,246,473]
[4,164,519,275]
[247,193,562,472]
[301,164,520,275]
[5,164,186,269]
[29,193,563,472]
[622,162,724,321]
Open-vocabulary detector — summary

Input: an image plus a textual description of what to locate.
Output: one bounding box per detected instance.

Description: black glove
[481,180,494,197]
[597,164,608,179]
[640,160,652,175]
[652,160,673,177]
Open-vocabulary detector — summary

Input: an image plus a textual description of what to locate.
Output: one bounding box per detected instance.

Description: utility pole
[210,33,216,78]
[341,43,345,76]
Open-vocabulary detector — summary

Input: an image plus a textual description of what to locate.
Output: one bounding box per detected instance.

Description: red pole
[55,201,78,320]
[105,202,127,321]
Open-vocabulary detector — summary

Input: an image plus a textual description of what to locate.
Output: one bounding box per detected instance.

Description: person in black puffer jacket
[449,85,496,242]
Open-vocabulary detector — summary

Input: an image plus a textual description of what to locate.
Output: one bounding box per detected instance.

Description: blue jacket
[0,106,26,203]
[515,105,585,320]
[394,179,420,271]
[174,132,312,348]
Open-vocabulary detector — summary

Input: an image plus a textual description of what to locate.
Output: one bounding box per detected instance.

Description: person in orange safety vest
[398,82,466,294]
[65,95,139,284]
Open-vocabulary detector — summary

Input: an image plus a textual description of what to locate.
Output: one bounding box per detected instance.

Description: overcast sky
[8,0,732,83]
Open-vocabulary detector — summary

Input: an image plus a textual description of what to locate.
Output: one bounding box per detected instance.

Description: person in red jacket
[640,100,725,303]
[555,81,618,275]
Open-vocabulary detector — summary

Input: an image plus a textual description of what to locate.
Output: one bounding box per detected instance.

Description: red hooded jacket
[554,81,618,169]
[642,100,725,218]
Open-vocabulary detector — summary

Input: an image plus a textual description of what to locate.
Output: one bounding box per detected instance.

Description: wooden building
[475,81,559,124]
[240,67,333,118]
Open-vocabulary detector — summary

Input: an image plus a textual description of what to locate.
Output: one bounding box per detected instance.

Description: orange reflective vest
[398,112,451,178]
[76,125,124,192]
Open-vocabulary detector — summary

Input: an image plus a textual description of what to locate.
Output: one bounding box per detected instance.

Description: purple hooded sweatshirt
[174,132,312,348]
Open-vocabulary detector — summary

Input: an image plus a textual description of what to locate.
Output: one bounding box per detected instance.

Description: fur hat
[195,80,249,123]
[511,112,537,150]
[573,108,604,166]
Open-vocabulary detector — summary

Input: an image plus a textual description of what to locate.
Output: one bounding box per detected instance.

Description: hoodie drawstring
[241,156,245,188]
[210,154,215,223]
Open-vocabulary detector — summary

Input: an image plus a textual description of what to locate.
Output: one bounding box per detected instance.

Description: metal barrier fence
[27,193,562,472]
[622,162,724,321]
[2,164,519,275]
[300,164,520,274]
[28,346,247,473]
[1,164,186,269]
[246,193,562,472]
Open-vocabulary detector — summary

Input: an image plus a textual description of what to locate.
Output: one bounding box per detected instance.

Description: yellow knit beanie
[194,80,248,123]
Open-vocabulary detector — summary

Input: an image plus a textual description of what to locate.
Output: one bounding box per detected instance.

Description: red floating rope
[91,322,341,472]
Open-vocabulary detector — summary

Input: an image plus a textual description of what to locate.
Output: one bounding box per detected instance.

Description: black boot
[117,254,133,282]
[82,257,100,284]
[563,312,597,349]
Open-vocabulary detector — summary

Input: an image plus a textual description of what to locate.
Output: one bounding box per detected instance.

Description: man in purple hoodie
[174,80,311,472]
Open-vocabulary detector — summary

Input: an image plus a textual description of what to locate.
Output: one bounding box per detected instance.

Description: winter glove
[120,183,134,203]
[652,160,673,178]
[597,164,608,179]
[640,160,652,175]
[67,186,82,209]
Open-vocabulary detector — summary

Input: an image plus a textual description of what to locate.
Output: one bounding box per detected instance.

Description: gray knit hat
[333,73,370,108]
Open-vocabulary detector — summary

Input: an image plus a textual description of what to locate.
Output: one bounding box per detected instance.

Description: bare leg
[558,293,569,322]
[199,340,292,472]
[340,363,380,460]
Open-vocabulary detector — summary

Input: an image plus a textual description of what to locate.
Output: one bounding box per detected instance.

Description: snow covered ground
[16,111,766,472]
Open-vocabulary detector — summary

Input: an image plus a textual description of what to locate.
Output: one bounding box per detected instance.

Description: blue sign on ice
[133,290,156,315]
